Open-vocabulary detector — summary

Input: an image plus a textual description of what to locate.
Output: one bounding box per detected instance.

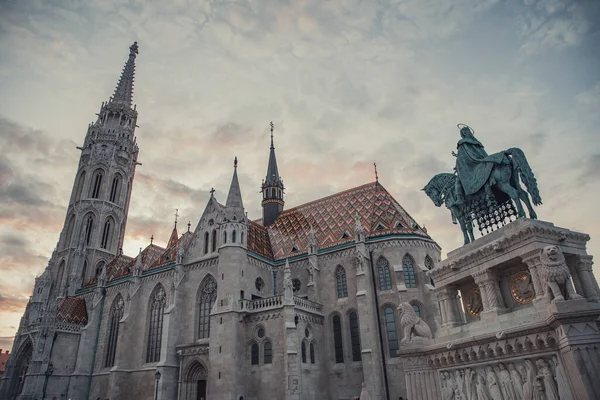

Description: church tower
[261,122,284,226]
[53,42,141,296]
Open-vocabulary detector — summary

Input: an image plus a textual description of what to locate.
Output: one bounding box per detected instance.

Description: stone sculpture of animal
[538,245,582,302]
[397,302,432,342]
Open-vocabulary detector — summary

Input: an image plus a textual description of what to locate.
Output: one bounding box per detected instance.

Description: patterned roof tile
[56,297,88,325]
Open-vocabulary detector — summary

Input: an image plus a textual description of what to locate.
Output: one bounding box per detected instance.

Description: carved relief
[466,288,483,317]
[510,271,535,304]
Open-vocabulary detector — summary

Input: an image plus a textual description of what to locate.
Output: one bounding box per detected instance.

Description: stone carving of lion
[539,245,582,303]
[397,302,432,342]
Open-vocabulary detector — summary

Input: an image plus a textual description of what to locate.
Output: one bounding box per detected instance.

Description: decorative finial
[187,221,191,232]
[234,156,238,168]
[129,41,139,57]
[270,121,274,147]
[174,209,179,227]
[210,187,215,196]
[150,234,154,245]
[374,162,379,185]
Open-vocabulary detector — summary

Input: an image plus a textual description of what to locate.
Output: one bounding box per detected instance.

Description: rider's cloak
[456,136,505,196]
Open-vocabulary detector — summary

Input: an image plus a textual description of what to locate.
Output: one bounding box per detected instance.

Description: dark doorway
[197,380,207,400]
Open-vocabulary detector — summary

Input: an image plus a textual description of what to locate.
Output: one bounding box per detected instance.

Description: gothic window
[105,295,124,367]
[74,171,86,202]
[412,303,421,317]
[10,340,33,398]
[100,219,112,249]
[301,341,307,363]
[292,278,301,293]
[425,255,435,286]
[65,215,75,249]
[56,260,65,293]
[335,266,348,298]
[95,261,105,277]
[251,343,259,365]
[333,315,344,363]
[241,231,244,245]
[223,230,227,244]
[146,285,166,363]
[402,254,417,288]
[198,276,217,339]
[232,230,236,243]
[211,229,217,252]
[384,306,399,358]
[109,175,121,203]
[204,232,209,254]
[377,256,392,291]
[84,215,94,245]
[310,342,315,364]
[81,261,88,285]
[264,341,272,364]
[349,312,361,361]
[90,170,104,199]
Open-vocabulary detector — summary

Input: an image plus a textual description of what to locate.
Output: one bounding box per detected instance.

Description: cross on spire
[270,121,274,148]
[174,209,179,226]
[210,188,215,196]
[187,221,191,232]
[150,234,154,245]
[374,162,379,186]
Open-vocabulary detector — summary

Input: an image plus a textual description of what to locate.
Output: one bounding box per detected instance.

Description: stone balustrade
[239,295,324,315]
[293,296,323,314]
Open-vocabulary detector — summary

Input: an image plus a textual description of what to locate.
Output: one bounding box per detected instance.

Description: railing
[240,295,283,312]
[293,296,323,313]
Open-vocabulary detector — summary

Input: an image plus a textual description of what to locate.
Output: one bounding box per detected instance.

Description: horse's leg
[453,206,470,244]
[511,170,537,219]
[494,167,526,218]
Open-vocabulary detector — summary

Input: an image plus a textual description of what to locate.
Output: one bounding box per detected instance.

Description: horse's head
[423,173,457,208]
[423,180,443,207]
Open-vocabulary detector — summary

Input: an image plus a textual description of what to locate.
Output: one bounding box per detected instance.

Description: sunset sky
[1,0,599,350]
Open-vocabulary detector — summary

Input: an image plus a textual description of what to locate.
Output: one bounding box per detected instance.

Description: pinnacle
[111,41,139,107]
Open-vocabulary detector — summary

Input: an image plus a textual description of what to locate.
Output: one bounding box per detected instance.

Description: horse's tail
[506,147,542,205]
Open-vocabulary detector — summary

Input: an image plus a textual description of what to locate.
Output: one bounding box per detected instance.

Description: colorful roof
[262,182,429,260]
[248,220,273,259]
[56,297,88,325]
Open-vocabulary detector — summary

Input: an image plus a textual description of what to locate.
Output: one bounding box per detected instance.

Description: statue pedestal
[399,218,600,400]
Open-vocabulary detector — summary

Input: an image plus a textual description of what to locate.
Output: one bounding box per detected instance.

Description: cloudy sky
[1,0,599,350]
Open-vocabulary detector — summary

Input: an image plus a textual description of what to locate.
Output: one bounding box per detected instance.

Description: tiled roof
[248,220,273,259]
[0,350,9,374]
[266,182,429,260]
[149,231,194,270]
[56,297,88,325]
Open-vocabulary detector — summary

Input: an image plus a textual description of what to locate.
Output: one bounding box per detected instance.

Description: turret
[222,157,247,249]
[261,122,284,226]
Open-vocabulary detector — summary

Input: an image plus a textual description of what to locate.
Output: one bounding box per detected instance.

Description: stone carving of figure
[283,259,293,299]
[441,371,455,400]
[485,366,503,400]
[523,359,536,400]
[476,373,492,400]
[508,363,524,399]
[497,363,517,400]
[536,359,559,400]
[552,355,573,400]
[539,245,582,302]
[464,368,476,400]
[454,370,465,399]
[359,382,372,400]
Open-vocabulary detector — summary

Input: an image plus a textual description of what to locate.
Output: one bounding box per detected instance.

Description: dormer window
[341,231,350,239]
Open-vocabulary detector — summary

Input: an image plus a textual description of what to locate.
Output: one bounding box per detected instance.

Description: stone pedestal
[400,219,600,400]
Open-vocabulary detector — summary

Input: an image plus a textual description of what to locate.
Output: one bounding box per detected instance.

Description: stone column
[473,271,491,311]
[522,254,544,300]
[437,287,461,327]
[575,256,599,303]
[481,270,506,313]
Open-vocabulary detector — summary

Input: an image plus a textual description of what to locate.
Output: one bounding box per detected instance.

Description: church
[0,43,442,400]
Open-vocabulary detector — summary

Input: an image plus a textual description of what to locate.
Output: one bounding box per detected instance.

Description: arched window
[204,232,209,254]
[384,306,399,358]
[310,342,315,364]
[241,231,244,245]
[55,260,65,294]
[146,285,166,363]
[211,229,217,252]
[109,175,121,203]
[198,276,217,339]
[232,230,236,243]
[425,255,435,286]
[402,254,417,288]
[81,261,88,285]
[100,219,112,249]
[64,215,75,249]
[377,256,392,291]
[264,341,272,364]
[335,266,348,298]
[8,340,33,398]
[74,171,86,202]
[90,170,104,199]
[412,303,421,317]
[349,312,361,361]
[96,261,105,277]
[333,315,344,363]
[251,343,259,365]
[105,295,124,367]
[301,341,307,363]
[223,230,227,244]
[84,215,94,245]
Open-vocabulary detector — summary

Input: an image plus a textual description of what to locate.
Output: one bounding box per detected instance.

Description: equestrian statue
[423,124,542,245]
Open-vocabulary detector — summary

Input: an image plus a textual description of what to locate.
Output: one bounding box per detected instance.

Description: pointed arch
[377,256,392,291]
[146,284,167,363]
[383,305,399,357]
[203,232,209,255]
[402,254,417,288]
[55,260,66,294]
[64,214,76,249]
[250,342,259,365]
[211,229,217,252]
[301,341,307,363]
[348,311,361,361]
[183,360,208,400]
[223,230,227,244]
[95,261,105,277]
[74,170,86,202]
[100,217,114,250]
[332,314,344,363]
[105,294,125,367]
[197,275,217,339]
[109,173,122,203]
[232,229,237,243]
[263,340,273,364]
[81,260,88,286]
[310,341,315,364]
[90,169,104,199]
[7,338,33,398]
[335,265,348,298]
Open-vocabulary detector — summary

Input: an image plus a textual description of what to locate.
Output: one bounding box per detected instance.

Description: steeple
[261,122,285,226]
[225,157,245,221]
[111,41,138,107]
[167,209,179,248]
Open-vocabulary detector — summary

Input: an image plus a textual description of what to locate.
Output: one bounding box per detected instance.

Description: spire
[111,41,138,107]
[167,209,179,248]
[225,156,245,220]
[265,121,281,186]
